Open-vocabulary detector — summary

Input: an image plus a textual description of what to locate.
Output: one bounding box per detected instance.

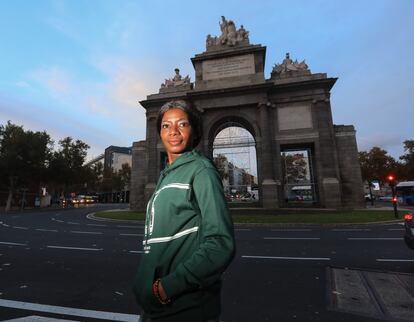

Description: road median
[92,209,408,225]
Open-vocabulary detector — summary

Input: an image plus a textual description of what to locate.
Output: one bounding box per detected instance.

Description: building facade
[104,146,132,172]
[130,17,364,210]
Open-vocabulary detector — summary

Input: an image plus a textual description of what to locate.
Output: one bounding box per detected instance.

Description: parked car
[71,195,98,204]
[60,197,73,207]
[404,212,414,250]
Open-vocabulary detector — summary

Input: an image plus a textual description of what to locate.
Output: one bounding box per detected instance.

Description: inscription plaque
[202,54,255,80]
[278,105,313,131]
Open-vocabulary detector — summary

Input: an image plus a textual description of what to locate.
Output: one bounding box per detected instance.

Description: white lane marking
[332,228,371,231]
[0,298,139,322]
[120,233,143,237]
[0,241,27,246]
[117,225,142,228]
[235,228,251,231]
[87,224,107,227]
[36,229,58,232]
[13,226,29,230]
[47,246,103,251]
[242,255,330,261]
[264,237,320,240]
[347,238,403,240]
[376,259,414,262]
[129,250,144,254]
[3,315,79,321]
[271,229,312,232]
[70,231,103,235]
[3,224,10,227]
[53,219,64,223]
[387,228,405,231]
[67,222,80,225]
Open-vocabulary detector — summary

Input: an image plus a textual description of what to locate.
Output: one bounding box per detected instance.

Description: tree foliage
[358,147,397,183]
[47,137,90,194]
[83,162,103,192]
[0,121,135,209]
[0,121,52,211]
[281,153,308,183]
[398,140,414,180]
[99,163,131,193]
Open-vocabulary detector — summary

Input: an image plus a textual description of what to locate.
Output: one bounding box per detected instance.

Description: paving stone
[328,267,414,322]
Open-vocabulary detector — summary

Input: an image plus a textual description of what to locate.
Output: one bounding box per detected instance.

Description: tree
[399,140,414,180]
[83,162,103,193]
[101,163,131,192]
[0,121,52,211]
[281,153,308,183]
[118,163,131,190]
[358,147,396,183]
[47,137,90,196]
[96,163,131,202]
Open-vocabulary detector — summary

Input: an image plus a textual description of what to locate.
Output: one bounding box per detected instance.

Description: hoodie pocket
[133,264,160,313]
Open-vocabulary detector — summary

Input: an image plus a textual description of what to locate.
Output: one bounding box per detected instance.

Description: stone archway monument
[130,17,364,211]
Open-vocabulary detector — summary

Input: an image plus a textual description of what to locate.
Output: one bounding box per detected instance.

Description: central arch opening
[212,123,258,203]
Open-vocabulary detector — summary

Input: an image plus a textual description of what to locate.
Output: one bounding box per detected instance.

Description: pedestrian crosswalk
[0,299,139,322]
[3,316,79,322]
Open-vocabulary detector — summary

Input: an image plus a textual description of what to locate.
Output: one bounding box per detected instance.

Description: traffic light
[387,174,399,218]
[387,175,396,187]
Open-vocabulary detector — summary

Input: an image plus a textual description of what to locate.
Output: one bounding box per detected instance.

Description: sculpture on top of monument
[172,68,182,81]
[271,52,311,79]
[206,16,250,51]
[159,68,192,93]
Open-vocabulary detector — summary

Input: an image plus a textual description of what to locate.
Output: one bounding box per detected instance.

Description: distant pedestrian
[133,99,235,322]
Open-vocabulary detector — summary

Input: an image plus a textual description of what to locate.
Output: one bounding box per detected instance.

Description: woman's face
[160,108,193,164]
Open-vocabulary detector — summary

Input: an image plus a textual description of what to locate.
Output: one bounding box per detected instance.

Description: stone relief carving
[271,53,311,78]
[159,68,192,93]
[206,16,250,51]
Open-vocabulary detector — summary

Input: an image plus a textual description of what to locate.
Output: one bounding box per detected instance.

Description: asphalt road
[0,205,413,322]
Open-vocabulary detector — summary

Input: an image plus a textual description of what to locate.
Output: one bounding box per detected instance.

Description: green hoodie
[133,150,235,322]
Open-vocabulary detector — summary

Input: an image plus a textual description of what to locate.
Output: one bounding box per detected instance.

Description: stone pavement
[328,267,414,322]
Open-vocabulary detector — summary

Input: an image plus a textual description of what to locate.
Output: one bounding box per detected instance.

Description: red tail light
[392,196,398,203]
[404,213,413,221]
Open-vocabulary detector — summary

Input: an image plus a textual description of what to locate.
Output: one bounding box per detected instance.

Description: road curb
[86,212,145,224]
[87,212,404,227]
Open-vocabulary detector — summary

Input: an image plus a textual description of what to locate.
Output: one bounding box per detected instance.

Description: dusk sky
[1,0,413,161]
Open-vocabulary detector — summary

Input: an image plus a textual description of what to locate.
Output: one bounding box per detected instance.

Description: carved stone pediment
[159,68,193,93]
[271,53,311,79]
[206,16,250,52]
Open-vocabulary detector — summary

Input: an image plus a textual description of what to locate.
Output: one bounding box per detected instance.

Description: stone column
[259,102,279,208]
[334,125,365,208]
[130,140,148,211]
[145,114,158,202]
[313,99,342,208]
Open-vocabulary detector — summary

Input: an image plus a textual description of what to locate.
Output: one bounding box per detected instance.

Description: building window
[213,125,258,202]
[281,147,317,204]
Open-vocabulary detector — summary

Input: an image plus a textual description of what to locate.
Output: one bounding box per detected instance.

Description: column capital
[258,101,276,109]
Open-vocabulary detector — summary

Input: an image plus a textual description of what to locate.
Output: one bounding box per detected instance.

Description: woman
[133,100,235,322]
